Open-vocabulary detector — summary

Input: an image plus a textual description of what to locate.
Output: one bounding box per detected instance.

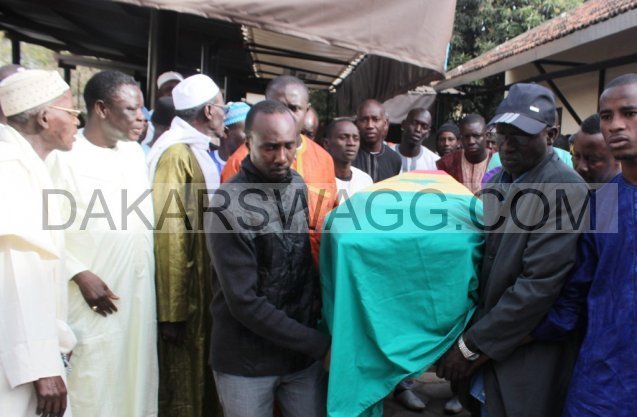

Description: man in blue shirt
[533,73,637,416]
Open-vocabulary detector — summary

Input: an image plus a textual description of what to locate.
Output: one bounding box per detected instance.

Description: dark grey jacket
[352,143,401,183]
[464,152,588,417]
[205,158,330,377]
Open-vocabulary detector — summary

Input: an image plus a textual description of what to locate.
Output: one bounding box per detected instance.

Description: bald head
[265,75,310,133]
[302,107,319,140]
[355,99,388,152]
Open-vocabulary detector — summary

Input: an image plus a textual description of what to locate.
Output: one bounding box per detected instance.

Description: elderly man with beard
[0,69,78,417]
[47,70,158,417]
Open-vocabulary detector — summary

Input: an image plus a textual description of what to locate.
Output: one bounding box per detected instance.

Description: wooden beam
[597,69,606,111]
[534,62,581,125]
[255,70,332,86]
[535,59,584,67]
[254,60,337,79]
[248,46,350,66]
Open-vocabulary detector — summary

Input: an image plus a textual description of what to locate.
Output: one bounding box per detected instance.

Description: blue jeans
[213,361,327,417]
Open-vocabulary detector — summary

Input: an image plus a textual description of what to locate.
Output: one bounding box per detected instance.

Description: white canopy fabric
[383,90,437,124]
[112,0,455,79]
[243,26,362,89]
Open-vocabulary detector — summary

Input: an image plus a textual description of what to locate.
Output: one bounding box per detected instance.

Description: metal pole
[11,38,20,65]
[146,9,159,109]
[63,67,71,84]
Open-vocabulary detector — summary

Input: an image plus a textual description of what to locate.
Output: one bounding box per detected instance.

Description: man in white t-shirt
[389,108,439,172]
[323,119,373,204]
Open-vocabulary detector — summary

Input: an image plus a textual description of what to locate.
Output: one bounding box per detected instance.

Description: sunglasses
[49,105,82,118]
[211,103,229,114]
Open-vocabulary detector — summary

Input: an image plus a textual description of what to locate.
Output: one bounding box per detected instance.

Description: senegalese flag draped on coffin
[320,171,484,417]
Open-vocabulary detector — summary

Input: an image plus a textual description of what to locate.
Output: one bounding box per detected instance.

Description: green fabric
[320,172,483,417]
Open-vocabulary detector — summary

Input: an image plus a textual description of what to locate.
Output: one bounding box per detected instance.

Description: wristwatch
[458,335,480,361]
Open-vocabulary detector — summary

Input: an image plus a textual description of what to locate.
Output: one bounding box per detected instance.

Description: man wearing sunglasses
[147,73,225,417]
[0,69,78,417]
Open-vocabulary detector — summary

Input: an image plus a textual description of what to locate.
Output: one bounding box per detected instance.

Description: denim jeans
[213,361,327,417]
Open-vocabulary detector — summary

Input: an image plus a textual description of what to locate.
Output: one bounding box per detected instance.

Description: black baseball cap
[489,83,556,135]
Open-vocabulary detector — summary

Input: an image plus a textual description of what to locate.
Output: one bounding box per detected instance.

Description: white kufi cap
[0,69,70,117]
[156,71,184,89]
[172,74,220,111]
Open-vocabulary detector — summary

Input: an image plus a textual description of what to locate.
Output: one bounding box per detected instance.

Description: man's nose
[274,147,287,164]
[608,115,626,132]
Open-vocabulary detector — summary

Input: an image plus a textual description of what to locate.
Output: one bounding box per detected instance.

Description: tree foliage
[445,0,584,119]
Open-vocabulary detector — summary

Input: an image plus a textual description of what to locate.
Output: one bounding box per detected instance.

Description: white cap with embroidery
[171,74,220,111]
[0,69,69,117]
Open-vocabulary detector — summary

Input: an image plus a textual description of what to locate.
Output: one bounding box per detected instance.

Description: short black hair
[604,73,637,90]
[459,113,485,127]
[152,96,176,127]
[405,107,431,122]
[245,100,295,137]
[84,70,138,116]
[325,118,356,139]
[580,113,601,135]
[265,75,308,99]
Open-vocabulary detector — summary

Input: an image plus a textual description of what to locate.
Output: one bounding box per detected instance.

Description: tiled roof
[444,0,637,81]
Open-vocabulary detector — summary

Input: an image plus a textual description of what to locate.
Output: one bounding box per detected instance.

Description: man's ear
[401,119,408,130]
[245,135,252,152]
[94,100,108,119]
[203,103,214,121]
[546,126,558,145]
[36,107,50,129]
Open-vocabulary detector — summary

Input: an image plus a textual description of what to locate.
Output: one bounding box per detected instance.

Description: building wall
[505,27,637,135]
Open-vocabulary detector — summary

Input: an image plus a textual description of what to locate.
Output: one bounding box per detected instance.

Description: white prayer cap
[157,71,184,89]
[172,74,220,111]
[0,69,70,117]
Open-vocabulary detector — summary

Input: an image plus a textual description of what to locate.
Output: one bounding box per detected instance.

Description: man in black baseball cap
[489,83,559,179]
[436,83,588,417]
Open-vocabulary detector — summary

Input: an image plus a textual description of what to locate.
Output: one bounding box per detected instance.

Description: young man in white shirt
[389,108,440,172]
[323,119,373,204]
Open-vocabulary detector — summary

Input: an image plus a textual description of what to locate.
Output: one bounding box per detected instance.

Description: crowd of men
[0,60,636,417]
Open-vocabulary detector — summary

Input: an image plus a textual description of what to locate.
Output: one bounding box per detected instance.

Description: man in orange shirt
[221,76,337,261]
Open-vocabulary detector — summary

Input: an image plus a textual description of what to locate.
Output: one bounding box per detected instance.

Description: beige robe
[0,126,76,417]
[47,132,158,417]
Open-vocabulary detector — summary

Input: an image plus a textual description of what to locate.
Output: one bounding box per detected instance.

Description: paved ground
[382,373,471,417]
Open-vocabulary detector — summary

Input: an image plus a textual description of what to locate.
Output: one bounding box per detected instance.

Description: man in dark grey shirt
[353,99,401,182]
